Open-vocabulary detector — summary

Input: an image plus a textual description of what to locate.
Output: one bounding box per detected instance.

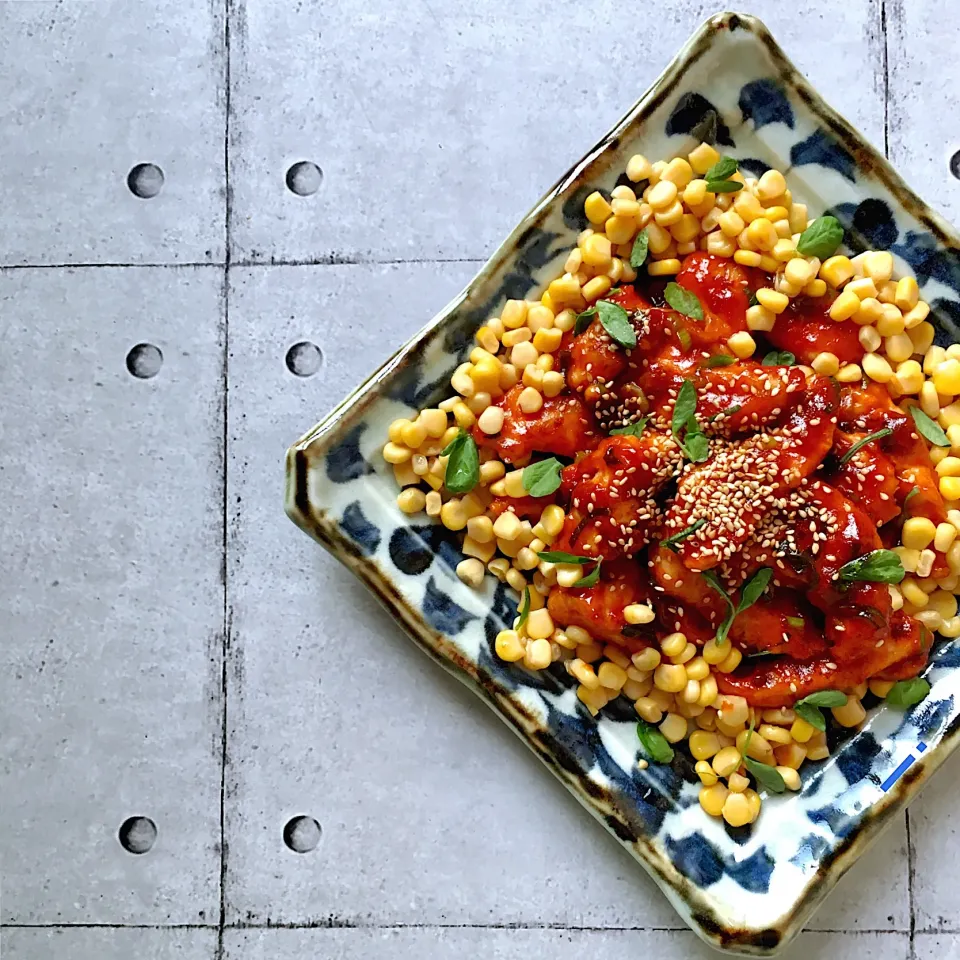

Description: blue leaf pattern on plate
[422,576,476,634]
[666,92,735,146]
[340,500,381,555]
[325,424,374,484]
[790,128,857,182]
[739,78,795,129]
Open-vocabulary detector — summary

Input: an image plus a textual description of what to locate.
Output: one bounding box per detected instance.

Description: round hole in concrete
[283,815,321,853]
[285,341,323,377]
[119,816,157,854]
[285,161,323,196]
[127,163,165,199]
[126,343,163,379]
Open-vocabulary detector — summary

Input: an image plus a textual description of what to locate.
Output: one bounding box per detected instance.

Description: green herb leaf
[706,354,736,368]
[636,719,675,764]
[441,430,480,493]
[706,179,744,194]
[597,300,636,348]
[705,156,739,181]
[522,458,563,498]
[517,586,531,629]
[739,567,774,612]
[886,677,931,707]
[661,518,708,552]
[839,427,893,464]
[574,304,598,335]
[630,229,649,269]
[702,571,737,644]
[797,215,844,259]
[744,285,760,307]
[798,690,848,708]
[573,559,602,588]
[537,550,592,564]
[910,406,950,447]
[785,615,805,628]
[672,380,698,436]
[794,701,827,731]
[676,327,692,350]
[682,429,711,463]
[762,350,796,366]
[903,485,921,508]
[664,282,704,321]
[744,756,787,794]
[793,690,847,732]
[837,549,905,584]
[703,568,772,644]
[609,416,648,437]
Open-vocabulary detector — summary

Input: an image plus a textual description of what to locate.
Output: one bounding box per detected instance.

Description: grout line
[906,807,917,959]
[0,922,910,935]
[881,0,890,160]
[217,1,233,959]
[0,257,487,271]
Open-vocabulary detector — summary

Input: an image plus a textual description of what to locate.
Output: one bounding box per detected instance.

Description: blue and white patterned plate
[285,12,960,955]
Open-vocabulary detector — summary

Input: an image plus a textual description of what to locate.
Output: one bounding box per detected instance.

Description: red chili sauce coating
[477,252,941,705]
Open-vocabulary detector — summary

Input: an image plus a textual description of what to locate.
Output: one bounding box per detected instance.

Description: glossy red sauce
[485,252,942,705]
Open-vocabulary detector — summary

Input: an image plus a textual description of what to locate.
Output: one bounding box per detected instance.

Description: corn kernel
[689,730,722,761]
[661,632,687,657]
[863,251,894,283]
[524,637,552,670]
[904,301,931,329]
[832,698,867,728]
[654,663,687,693]
[661,157,693,188]
[886,333,914,364]
[751,288,787,315]
[688,143,720,175]
[862,353,894,383]
[828,290,860,323]
[626,153,653,182]
[819,255,855,289]
[495,629,525,662]
[699,782,729,817]
[712,746,742,778]
[896,276,920,311]
[716,648,743,673]
[895,360,924,395]
[942,476,960,501]
[935,359,960,395]
[659,712,688,743]
[733,249,762,267]
[811,351,840,376]
[757,169,787,201]
[647,258,683,277]
[746,217,778,251]
[903,517,937,550]
[584,191,612,224]
[734,190,765,222]
[703,638,732,666]
[727,331,756,359]
[790,716,816,743]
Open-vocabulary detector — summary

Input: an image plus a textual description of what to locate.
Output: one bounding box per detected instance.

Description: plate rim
[285,10,960,954]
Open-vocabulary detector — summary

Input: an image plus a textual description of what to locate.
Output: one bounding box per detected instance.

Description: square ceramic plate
[285,11,960,955]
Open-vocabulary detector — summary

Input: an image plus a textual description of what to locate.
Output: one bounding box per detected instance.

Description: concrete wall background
[2,2,959,958]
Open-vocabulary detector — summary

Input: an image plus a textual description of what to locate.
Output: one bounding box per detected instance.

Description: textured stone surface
[1,2,958,958]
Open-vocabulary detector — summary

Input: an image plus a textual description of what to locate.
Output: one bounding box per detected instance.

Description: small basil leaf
[837,549,905,584]
[636,719,674,764]
[537,550,592,564]
[442,430,480,494]
[609,416,648,437]
[682,429,710,463]
[630,229,649,269]
[517,586,531,629]
[839,427,893,464]
[794,702,826,732]
[522,458,563,497]
[702,571,736,644]
[903,485,921,508]
[744,756,787,794]
[886,677,931,707]
[574,304,598,335]
[672,380,698,437]
[737,567,773,613]
[762,350,796,366]
[785,615,805,628]
[705,179,744,194]
[704,156,738,181]
[708,403,741,423]
[597,299,636,349]
[910,406,950,447]
[743,285,759,307]
[661,518,708,552]
[706,354,736,368]
[676,326,692,350]
[797,689,848,708]
[573,559,602,588]
[664,282,704,321]
[796,215,844,259]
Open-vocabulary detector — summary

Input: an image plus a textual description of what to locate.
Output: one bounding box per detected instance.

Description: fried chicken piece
[550,432,681,562]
